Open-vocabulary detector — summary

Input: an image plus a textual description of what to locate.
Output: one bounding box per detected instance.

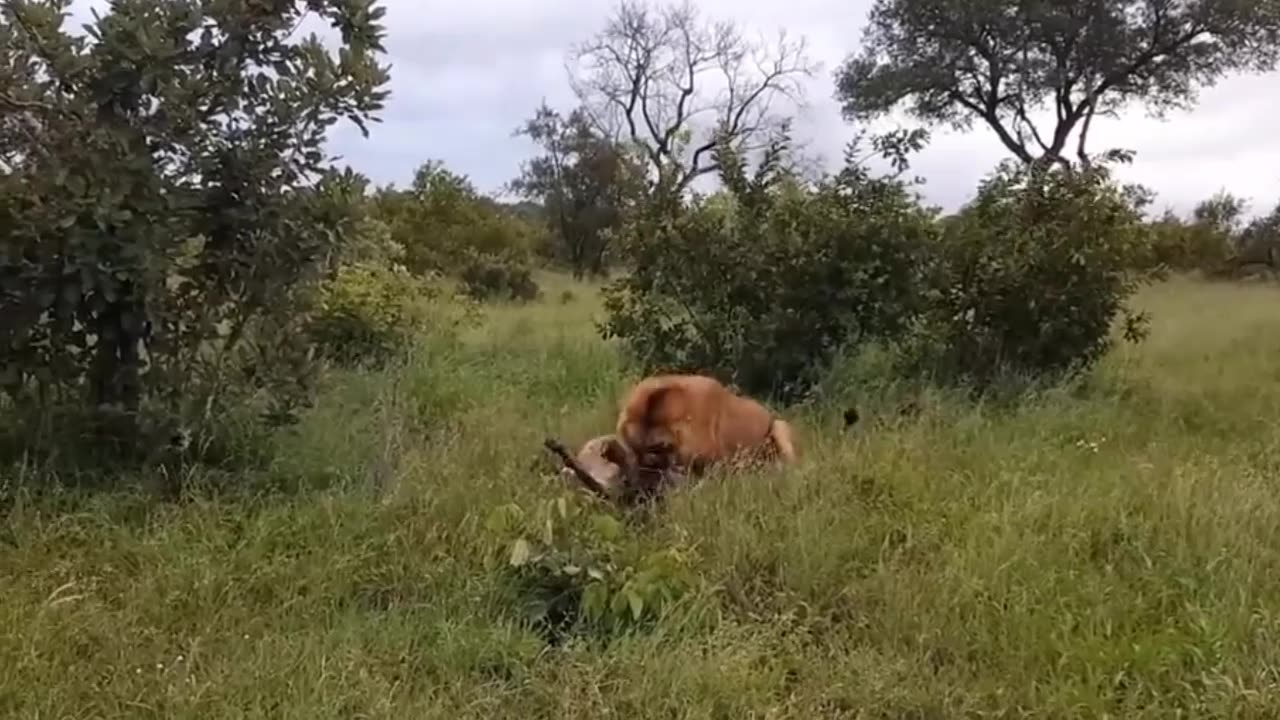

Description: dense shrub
[600,133,938,404]
[372,161,545,276]
[338,214,407,268]
[306,262,434,367]
[1143,191,1250,273]
[458,251,541,302]
[1145,213,1233,272]
[903,159,1155,389]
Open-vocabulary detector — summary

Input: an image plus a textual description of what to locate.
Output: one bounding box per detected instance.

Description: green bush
[904,159,1155,389]
[1145,214,1231,272]
[600,133,938,404]
[338,214,407,268]
[307,262,434,367]
[486,497,703,642]
[372,161,545,276]
[458,251,541,303]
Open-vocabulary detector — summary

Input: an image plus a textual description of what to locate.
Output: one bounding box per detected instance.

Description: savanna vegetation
[2,0,1280,717]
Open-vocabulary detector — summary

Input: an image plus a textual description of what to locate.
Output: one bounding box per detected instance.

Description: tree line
[1,0,1278,483]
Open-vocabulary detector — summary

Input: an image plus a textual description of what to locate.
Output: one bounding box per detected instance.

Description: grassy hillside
[3,274,1280,718]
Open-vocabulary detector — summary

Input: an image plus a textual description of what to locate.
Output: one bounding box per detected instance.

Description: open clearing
[3,275,1280,718]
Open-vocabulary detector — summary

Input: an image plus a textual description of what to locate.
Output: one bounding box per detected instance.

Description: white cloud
[62,0,1280,216]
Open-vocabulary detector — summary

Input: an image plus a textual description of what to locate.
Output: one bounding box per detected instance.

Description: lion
[615,373,797,477]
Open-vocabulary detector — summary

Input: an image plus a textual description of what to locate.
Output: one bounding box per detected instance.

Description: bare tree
[566,0,818,196]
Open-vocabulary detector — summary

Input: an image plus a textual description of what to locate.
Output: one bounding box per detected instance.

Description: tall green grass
[3,274,1280,718]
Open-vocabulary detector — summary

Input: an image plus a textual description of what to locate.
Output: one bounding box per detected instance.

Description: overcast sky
[68,0,1280,217]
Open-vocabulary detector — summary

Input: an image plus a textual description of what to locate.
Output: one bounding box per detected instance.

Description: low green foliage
[306,262,435,368]
[5,277,1280,717]
[487,496,702,642]
[459,251,542,303]
[902,158,1157,389]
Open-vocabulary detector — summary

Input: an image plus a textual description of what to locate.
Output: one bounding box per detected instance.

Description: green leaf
[484,503,523,534]
[541,513,555,545]
[590,514,623,543]
[507,538,532,567]
[610,588,629,618]
[581,582,609,620]
[626,587,644,621]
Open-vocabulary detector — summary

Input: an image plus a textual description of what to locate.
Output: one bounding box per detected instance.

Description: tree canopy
[834,0,1280,167]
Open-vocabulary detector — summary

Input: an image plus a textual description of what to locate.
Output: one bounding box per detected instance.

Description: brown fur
[615,374,797,475]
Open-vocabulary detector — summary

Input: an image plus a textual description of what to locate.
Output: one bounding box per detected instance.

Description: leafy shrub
[339,214,407,268]
[372,161,545,276]
[458,251,541,302]
[486,497,702,642]
[1145,213,1232,272]
[306,262,434,367]
[600,132,938,404]
[903,159,1155,389]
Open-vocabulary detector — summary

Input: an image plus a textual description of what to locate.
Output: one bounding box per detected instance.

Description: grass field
[3,274,1280,718]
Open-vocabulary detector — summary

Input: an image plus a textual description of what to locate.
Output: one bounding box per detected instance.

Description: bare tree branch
[567,0,818,195]
[1076,85,1098,168]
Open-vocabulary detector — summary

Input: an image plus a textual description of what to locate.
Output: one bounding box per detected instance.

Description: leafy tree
[1232,200,1280,270]
[1192,190,1248,236]
[372,160,542,276]
[567,0,818,198]
[1242,202,1280,246]
[0,0,389,457]
[835,0,1280,168]
[510,102,644,279]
